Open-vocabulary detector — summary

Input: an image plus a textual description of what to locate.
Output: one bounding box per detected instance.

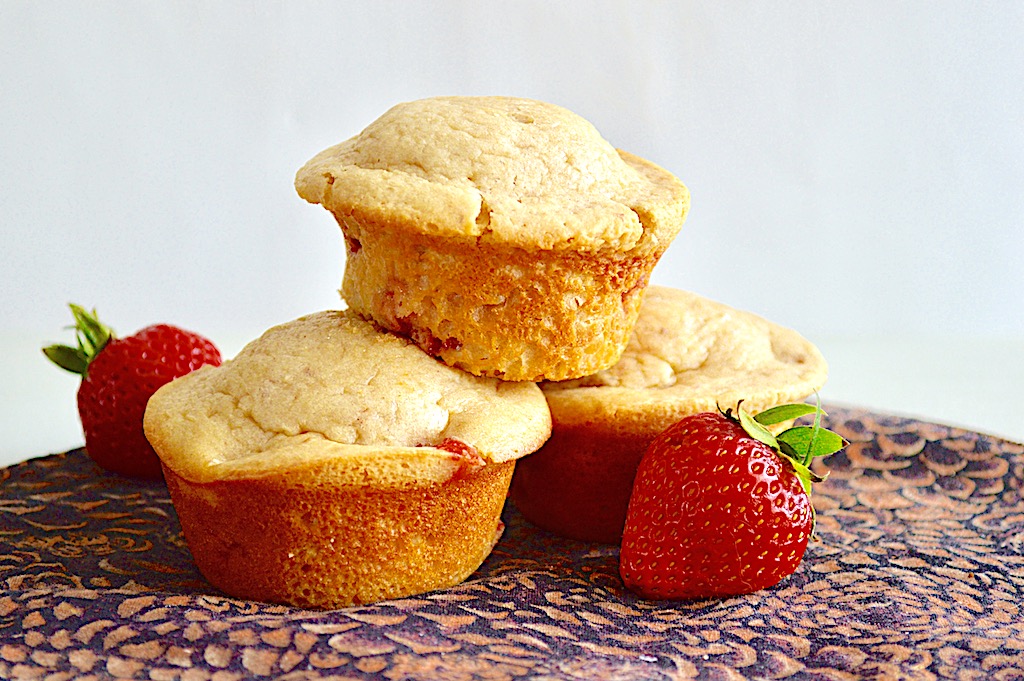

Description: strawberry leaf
[777,426,847,462]
[754,403,823,426]
[42,344,89,375]
[737,406,779,450]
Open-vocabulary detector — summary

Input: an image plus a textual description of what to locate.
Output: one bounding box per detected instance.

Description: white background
[2,2,1022,465]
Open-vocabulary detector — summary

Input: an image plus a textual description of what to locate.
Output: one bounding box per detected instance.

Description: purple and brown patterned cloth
[1,406,1023,679]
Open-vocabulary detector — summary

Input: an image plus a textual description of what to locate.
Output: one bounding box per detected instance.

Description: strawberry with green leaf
[44,304,222,479]
[619,400,846,601]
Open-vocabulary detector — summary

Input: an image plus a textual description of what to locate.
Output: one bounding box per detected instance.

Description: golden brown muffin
[295,96,690,382]
[509,286,828,543]
[144,310,551,608]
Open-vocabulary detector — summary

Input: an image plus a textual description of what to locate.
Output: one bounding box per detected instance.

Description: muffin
[294,96,690,382]
[509,286,828,543]
[143,310,551,608]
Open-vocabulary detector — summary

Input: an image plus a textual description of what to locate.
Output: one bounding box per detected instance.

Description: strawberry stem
[806,396,823,466]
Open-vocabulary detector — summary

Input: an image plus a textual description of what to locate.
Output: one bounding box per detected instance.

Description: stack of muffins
[144,96,827,609]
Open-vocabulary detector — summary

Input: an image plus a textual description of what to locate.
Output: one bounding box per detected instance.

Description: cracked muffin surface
[294,96,690,382]
[541,286,828,422]
[143,309,551,485]
[295,96,686,252]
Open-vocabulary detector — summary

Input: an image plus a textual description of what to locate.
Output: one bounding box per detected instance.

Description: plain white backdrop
[2,2,1022,464]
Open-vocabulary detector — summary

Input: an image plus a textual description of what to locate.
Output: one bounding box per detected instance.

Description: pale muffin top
[294,96,689,252]
[541,287,828,431]
[144,310,552,485]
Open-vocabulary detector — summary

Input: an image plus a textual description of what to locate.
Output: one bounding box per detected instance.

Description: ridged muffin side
[162,457,514,609]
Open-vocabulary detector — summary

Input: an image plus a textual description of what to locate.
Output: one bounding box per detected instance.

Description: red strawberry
[619,402,845,601]
[44,304,221,479]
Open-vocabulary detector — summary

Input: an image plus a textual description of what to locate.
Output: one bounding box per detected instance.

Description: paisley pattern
[1,406,1022,679]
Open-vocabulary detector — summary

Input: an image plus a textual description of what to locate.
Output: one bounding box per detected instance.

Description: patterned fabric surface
[1,406,1022,680]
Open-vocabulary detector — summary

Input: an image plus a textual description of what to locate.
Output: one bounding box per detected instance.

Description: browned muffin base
[336,214,665,382]
[165,460,516,609]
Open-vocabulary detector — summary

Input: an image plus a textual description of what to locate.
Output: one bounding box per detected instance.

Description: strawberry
[43,304,222,480]
[619,401,845,601]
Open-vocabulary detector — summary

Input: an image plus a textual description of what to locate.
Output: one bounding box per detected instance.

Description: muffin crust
[295,97,686,252]
[295,97,690,381]
[146,310,550,484]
